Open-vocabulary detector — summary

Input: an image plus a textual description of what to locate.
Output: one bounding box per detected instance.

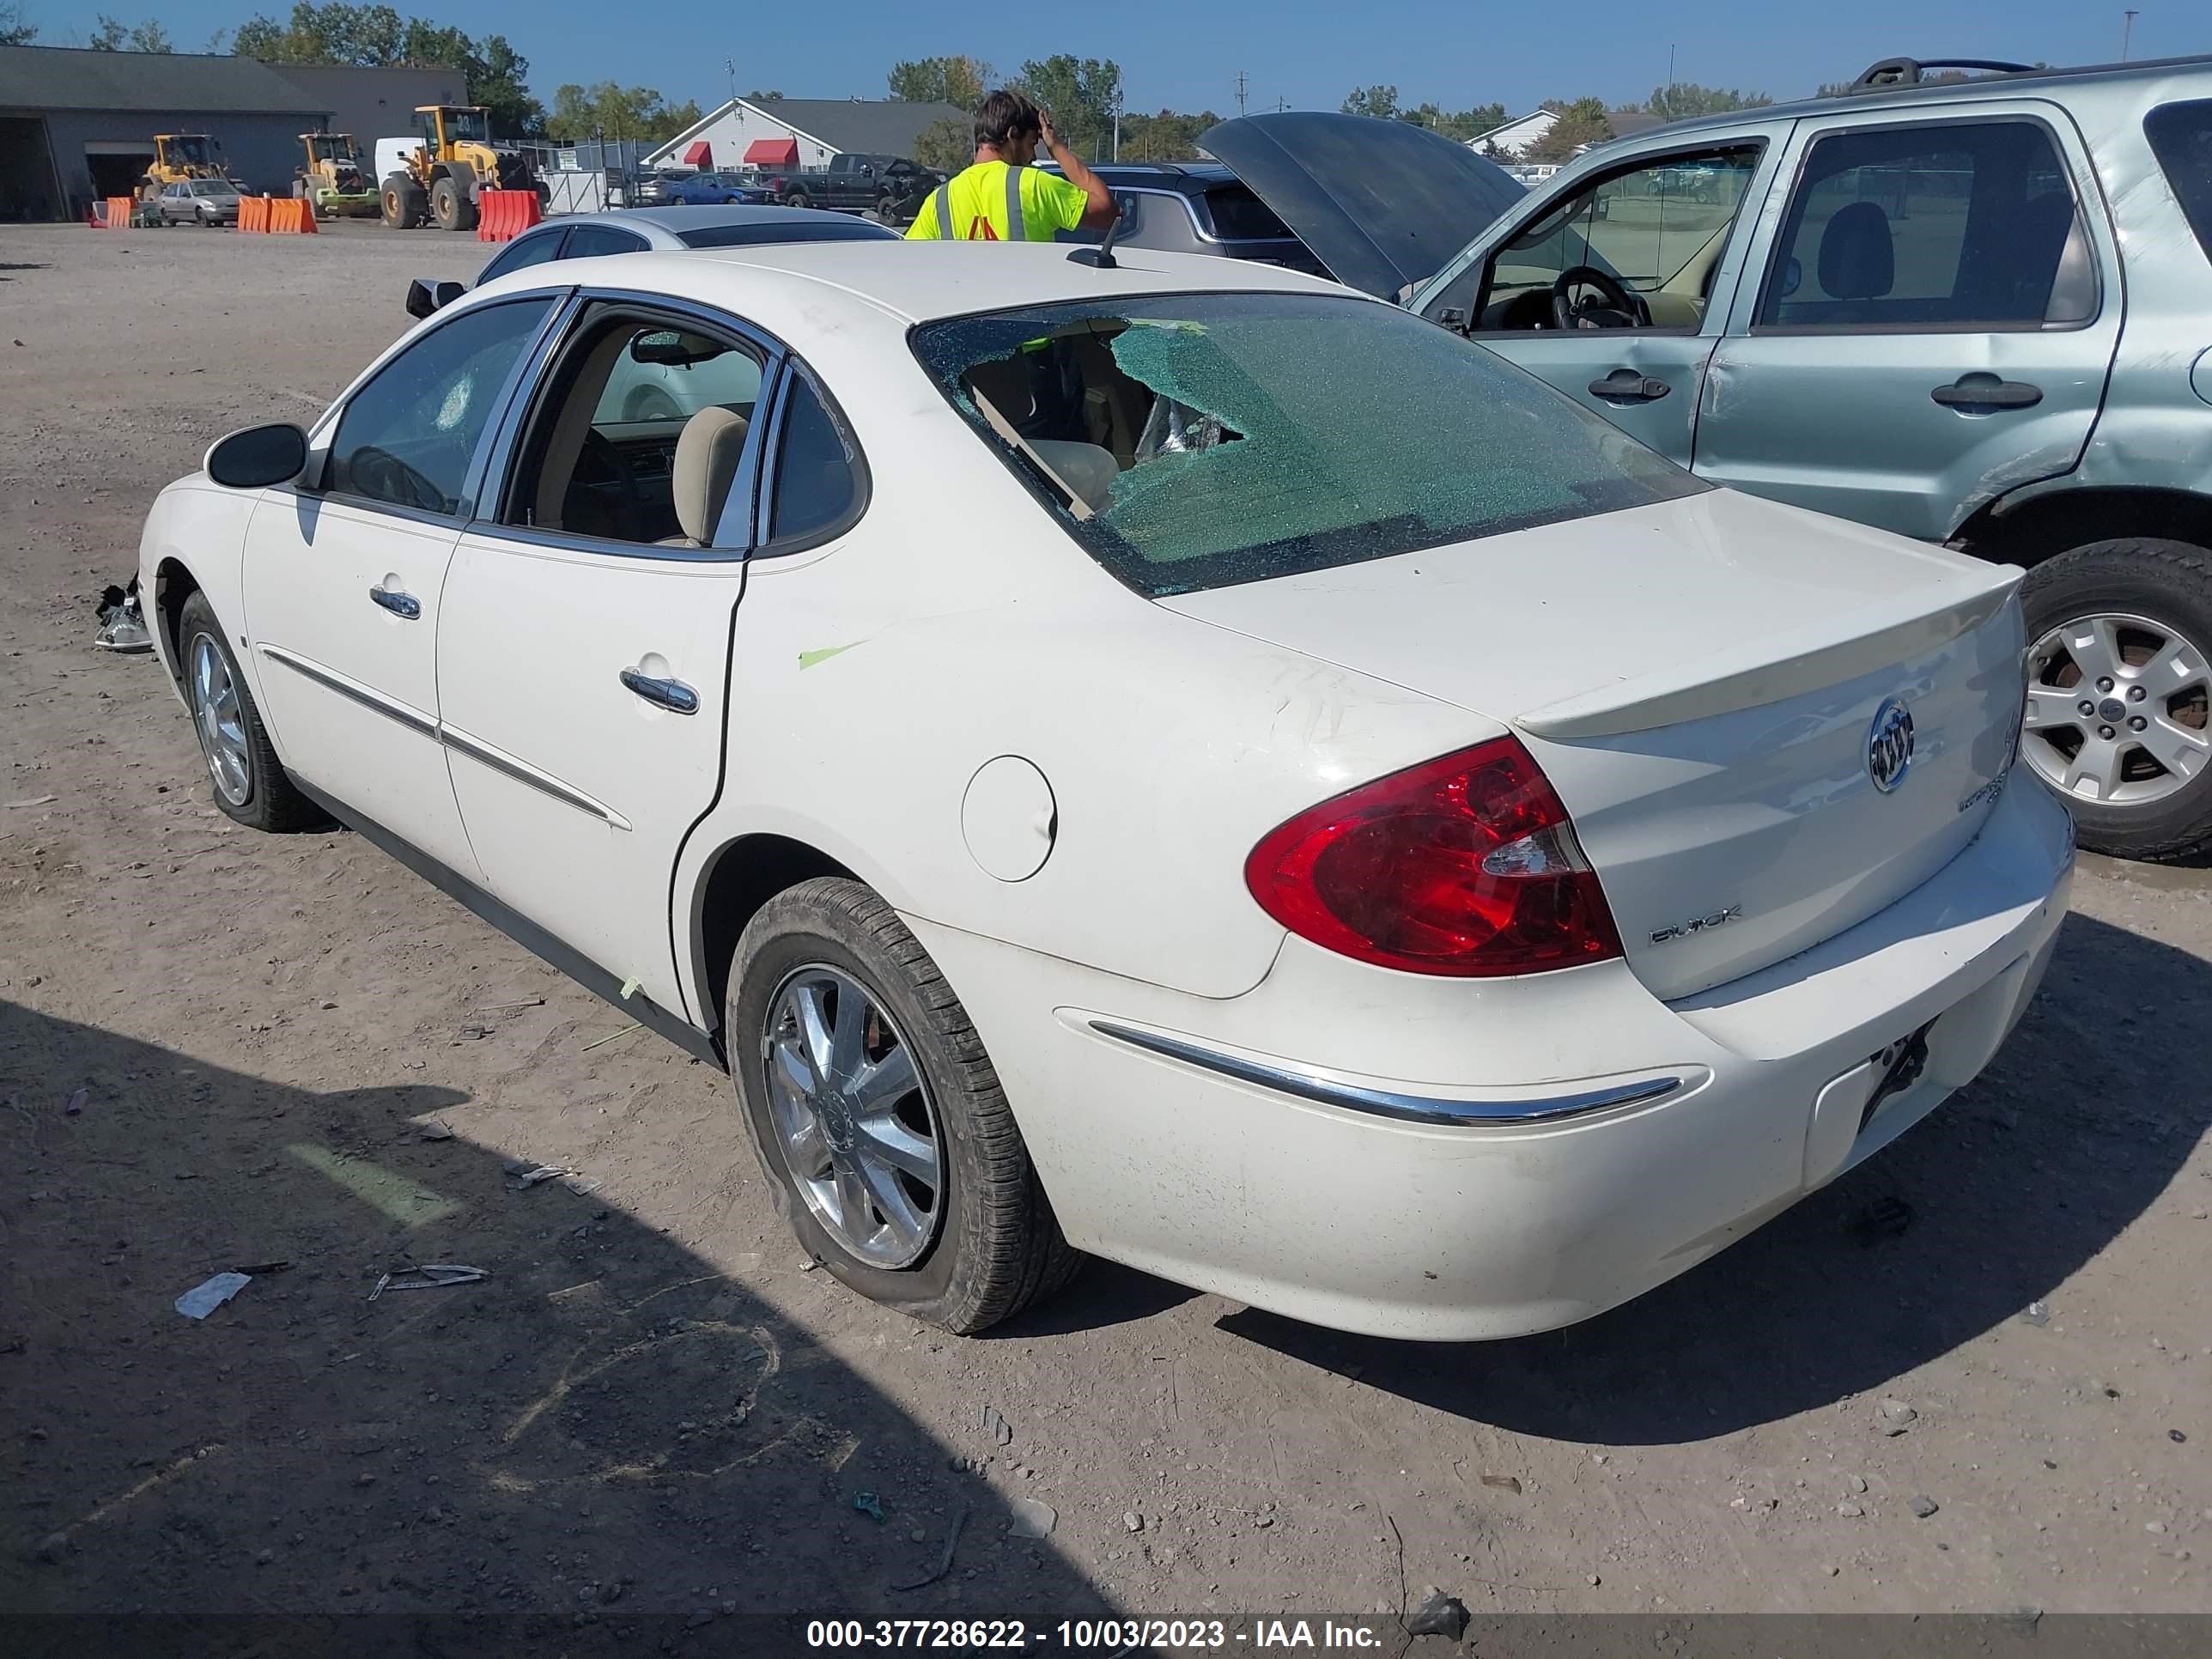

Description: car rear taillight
[1244,738,1623,977]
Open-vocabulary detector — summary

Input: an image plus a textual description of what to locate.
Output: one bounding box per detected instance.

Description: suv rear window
[1201,183,1295,241]
[2146,100,2212,264]
[911,292,1704,598]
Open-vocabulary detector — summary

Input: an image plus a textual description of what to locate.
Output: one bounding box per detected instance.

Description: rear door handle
[619,667,698,714]
[368,584,420,619]
[1588,368,1671,404]
[1931,378,2043,410]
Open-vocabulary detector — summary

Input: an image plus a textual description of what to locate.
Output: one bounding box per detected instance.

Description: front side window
[1759,119,2096,329]
[912,292,1704,598]
[478,228,567,283]
[1458,145,1763,331]
[2146,100,2212,265]
[328,298,552,515]
[504,312,767,547]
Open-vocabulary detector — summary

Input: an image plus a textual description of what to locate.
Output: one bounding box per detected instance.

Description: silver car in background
[155,178,241,226]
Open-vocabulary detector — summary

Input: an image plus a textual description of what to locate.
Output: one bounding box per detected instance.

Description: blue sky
[31,0,2206,118]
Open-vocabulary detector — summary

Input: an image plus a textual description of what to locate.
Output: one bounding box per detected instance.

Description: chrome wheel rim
[760,964,943,1270]
[188,633,252,806]
[2025,611,2211,807]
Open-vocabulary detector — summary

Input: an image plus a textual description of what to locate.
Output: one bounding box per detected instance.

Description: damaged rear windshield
[909,291,1705,597]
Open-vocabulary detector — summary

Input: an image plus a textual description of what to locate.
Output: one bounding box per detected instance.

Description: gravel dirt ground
[3,221,2209,1640]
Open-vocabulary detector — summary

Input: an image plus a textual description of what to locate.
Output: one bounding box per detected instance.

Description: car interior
[506,316,765,547]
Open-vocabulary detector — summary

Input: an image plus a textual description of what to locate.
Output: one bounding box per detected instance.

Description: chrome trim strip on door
[438,725,633,830]
[257,643,438,738]
[1084,1018,1689,1126]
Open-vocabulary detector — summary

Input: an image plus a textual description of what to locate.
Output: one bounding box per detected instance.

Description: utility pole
[1275,97,1288,113]
[726,58,738,110]
[1111,71,1122,161]
[1668,44,1675,91]
[2121,9,2139,61]
[1236,70,1249,118]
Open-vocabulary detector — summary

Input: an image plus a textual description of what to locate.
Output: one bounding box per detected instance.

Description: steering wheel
[347,446,447,514]
[1550,264,1651,330]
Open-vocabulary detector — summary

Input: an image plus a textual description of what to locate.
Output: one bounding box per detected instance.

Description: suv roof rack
[1852,57,2037,90]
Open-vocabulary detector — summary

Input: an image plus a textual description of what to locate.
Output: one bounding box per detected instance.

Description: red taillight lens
[1244,738,1623,977]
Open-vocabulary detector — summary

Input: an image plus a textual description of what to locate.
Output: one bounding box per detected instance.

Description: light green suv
[1215,57,2212,861]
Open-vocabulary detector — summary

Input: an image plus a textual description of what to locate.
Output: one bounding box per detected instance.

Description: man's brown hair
[975,88,1042,152]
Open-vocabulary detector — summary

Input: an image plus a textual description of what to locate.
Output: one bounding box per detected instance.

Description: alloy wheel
[2024,611,2211,806]
[760,964,944,1269]
[189,633,252,806]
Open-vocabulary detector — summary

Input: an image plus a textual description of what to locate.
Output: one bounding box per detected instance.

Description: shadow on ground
[0,1001,1112,1644]
[1221,913,2212,1442]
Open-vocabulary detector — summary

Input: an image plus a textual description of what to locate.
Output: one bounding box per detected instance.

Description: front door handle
[368,584,420,619]
[1931,377,2043,410]
[1588,368,1672,404]
[619,667,699,715]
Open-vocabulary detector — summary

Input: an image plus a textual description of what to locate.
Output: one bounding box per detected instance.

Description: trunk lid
[1162,489,2027,1000]
[1198,112,1526,299]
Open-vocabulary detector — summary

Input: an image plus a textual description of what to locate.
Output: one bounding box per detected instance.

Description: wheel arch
[688,832,860,1035]
[152,555,200,690]
[1957,485,2212,568]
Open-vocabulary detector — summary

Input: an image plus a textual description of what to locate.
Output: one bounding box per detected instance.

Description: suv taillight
[1244,738,1622,977]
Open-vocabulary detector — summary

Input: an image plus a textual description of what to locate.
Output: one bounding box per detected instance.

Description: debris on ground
[1877,1398,1918,1436]
[2021,1300,2051,1327]
[475,997,545,1014]
[5,795,58,809]
[173,1271,252,1319]
[1124,1511,1144,1533]
[1480,1474,1522,1494]
[1846,1194,1913,1245]
[581,1022,642,1052]
[368,1263,487,1301]
[94,580,151,653]
[506,1163,576,1191]
[64,1086,85,1116]
[452,1024,493,1043]
[1405,1591,1469,1640]
[1837,1500,1864,1517]
[1007,1498,1056,1539]
[1909,1495,1940,1518]
[853,1492,884,1522]
[418,1120,455,1141]
[981,1405,1012,1445]
[891,1504,968,1591]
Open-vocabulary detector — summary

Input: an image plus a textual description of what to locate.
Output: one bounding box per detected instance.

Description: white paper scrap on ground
[174,1271,252,1319]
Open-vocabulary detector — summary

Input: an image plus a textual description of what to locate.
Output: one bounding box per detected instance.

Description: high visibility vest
[927,164,1027,241]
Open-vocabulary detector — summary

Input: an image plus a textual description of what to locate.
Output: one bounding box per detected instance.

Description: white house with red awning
[646,95,965,173]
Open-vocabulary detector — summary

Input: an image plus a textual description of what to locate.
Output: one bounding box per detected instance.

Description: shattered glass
[914,294,1704,597]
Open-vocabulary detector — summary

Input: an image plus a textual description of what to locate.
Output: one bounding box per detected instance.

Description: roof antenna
[1067,205,1125,270]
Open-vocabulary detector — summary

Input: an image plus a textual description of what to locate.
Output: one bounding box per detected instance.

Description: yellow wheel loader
[379,106,542,232]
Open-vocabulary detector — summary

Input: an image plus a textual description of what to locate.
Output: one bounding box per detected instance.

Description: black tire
[727,878,1082,1334]
[2020,538,2212,862]
[176,592,321,833]
[428,174,476,232]
[783,190,810,210]
[380,173,426,229]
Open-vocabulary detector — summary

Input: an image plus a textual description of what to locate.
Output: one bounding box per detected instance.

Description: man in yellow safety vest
[906,88,1118,243]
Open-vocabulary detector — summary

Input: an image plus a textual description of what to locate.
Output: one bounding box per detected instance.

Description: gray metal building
[0,46,459,222]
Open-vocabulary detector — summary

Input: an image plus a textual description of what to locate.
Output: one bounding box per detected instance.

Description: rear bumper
[910,774,2075,1340]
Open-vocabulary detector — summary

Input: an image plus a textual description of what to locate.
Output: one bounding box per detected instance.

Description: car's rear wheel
[784,190,810,210]
[177,592,320,833]
[2021,538,2212,861]
[727,878,1081,1334]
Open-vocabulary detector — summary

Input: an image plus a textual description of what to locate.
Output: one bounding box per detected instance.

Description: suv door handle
[1931,377,2043,410]
[368,584,420,619]
[1588,368,1671,404]
[619,667,699,714]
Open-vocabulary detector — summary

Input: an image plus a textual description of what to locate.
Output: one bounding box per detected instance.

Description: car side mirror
[405,276,465,319]
[1778,256,1802,298]
[204,422,308,489]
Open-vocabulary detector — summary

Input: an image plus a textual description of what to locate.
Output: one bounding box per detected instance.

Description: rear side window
[329,299,551,515]
[1759,119,2096,329]
[2146,100,2212,264]
[912,292,1704,598]
[1200,184,1295,241]
[678,219,896,249]
[565,224,648,258]
[765,368,864,546]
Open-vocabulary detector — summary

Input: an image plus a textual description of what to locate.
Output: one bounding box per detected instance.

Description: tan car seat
[663,405,750,548]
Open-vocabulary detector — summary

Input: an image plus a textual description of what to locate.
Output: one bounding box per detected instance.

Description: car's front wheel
[727,878,1081,1334]
[2021,538,2212,861]
[177,592,321,832]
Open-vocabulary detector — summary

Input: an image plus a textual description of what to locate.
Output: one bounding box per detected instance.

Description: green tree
[230,4,543,134]
[1012,54,1119,159]
[886,55,991,108]
[1340,84,1401,120]
[1401,100,1510,143]
[545,81,700,144]
[1,0,38,46]
[91,12,172,49]
[910,113,971,171]
[745,88,781,101]
[1118,106,1222,161]
[1524,95,1612,161]
[1645,82,1771,121]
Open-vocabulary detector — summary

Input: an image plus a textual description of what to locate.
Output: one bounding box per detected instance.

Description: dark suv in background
[1043,162,1330,275]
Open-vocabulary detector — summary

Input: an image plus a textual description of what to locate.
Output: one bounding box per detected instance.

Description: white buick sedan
[140,242,2073,1339]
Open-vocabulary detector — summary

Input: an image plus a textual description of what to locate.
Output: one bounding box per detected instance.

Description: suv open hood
[1198,112,1525,299]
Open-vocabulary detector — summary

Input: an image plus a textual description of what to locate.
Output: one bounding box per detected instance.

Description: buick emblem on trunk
[1867,698,1916,793]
